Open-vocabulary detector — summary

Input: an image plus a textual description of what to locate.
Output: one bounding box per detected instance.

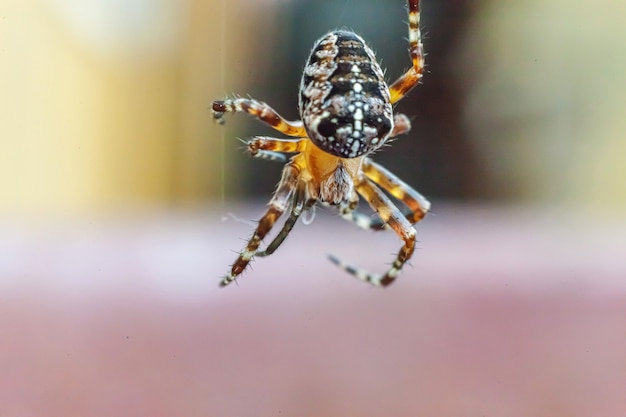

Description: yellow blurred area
[0,0,279,216]
[461,0,626,210]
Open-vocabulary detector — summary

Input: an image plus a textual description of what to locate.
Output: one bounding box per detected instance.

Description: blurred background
[1,0,625,415]
[2,0,626,213]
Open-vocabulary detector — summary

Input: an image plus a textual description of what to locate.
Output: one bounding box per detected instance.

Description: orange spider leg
[220,163,300,287]
[212,98,307,137]
[389,0,424,104]
[329,178,416,287]
[341,157,429,231]
[245,136,308,155]
[338,190,366,226]
[362,158,430,224]
[242,136,309,163]
[257,183,316,257]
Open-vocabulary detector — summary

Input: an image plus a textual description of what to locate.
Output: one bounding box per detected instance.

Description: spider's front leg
[330,178,417,287]
[212,98,307,137]
[221,163,300,287]
[389,0,424,104]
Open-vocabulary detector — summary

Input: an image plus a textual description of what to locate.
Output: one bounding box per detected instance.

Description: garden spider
[212,0,430,287]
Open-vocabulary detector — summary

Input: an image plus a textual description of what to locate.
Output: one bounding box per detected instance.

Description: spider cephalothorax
[212,0,430,287]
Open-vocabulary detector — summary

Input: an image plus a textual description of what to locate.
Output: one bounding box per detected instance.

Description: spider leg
[251,150,288,163]
[213,98,307,137]
[343,205,418,232]
[245,136,308,155]
[389,0,424,104]
[341,200,389,231]
[329,178,416,287]
[257,183,315,257]
[240,136,308,163]
[339,190,385,231]
[220,163,300,287]
[340,158,430,231]
[235,136,306,163]
[339,192,372,229]
[361,157,430,226]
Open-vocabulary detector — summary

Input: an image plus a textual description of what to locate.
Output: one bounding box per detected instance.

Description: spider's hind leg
[330,179,417,287]
[221,163,300,287]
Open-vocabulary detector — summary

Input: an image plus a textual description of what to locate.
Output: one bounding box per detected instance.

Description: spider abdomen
[299,31,393,159]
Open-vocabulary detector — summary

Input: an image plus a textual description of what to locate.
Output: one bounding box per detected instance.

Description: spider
[212,0,430,287]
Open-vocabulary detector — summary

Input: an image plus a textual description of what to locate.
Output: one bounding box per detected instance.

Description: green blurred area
[1,0,625,216]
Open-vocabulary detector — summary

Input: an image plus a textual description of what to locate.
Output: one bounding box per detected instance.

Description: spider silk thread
[218,0,227,205]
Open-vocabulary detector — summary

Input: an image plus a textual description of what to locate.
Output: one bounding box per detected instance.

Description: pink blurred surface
[1,204,625,416]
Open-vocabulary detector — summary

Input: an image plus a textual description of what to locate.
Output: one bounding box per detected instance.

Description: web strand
[218,0,227,204]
